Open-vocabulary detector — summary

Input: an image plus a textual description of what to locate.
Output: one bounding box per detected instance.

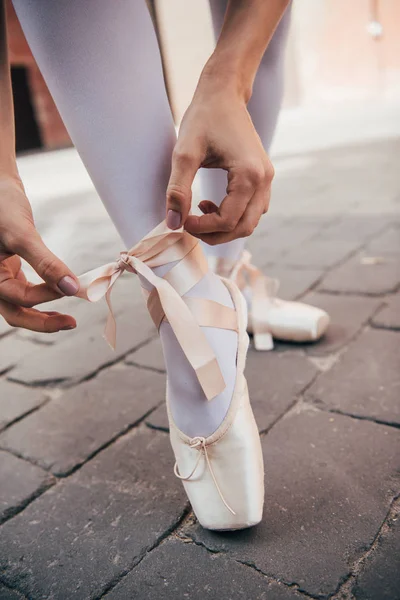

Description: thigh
[12,0,176,246]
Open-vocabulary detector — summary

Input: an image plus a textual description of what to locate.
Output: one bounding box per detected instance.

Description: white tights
[200,1,292,261]
[12,0,237,438]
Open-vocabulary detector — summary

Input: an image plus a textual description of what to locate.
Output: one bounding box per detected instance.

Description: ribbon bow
[76,221,225,401]
[232,250,280,351]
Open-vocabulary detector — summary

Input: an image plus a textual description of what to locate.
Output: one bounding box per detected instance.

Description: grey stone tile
[0,336,37,375]
[306,328,400,425]
[0,427,187,600]
[258,265,324,300]
[0,584,25,600]
[276,293,382,356]
[353,513,400,600]
[184,410,400,598]
[245,349,317,432]
[248,223,319,267]
[126,338,165,372]
[319,252,400,295]
[8,298,155,386]
[0,450,53,524]
[315,216,390,244]
[106,538,304,600]
[0,365,165,476]
[371,294,400,330]
[145,404,169,432]
[365,226,400,257]
[279,239,359,268]
[0,381,48,432]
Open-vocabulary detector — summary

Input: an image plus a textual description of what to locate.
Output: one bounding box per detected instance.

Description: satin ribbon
[231,250,280,351]
[174,436,236,515]
[76,220,225,401]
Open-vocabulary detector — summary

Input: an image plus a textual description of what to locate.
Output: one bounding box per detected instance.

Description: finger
[198,200,218,215]
[10,229,80,296]
[0,278,61,307]
[185,166,260,235]
[166,146,200,229]
[0,301,76,333]
[194,187,267,245]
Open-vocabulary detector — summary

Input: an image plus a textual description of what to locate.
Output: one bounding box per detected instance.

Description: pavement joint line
[177,531,322,599]
[6,334,159,390]
[294,220,397,300]
[125,360,166,375]
[0,578,29,599]
[256,365,321,437]
[0,473,56,527]
[97,503,192,600]
[318,406,400,431]
[145,420,169,434]
[0,396,51,435]
[329,494,400,600]
[54,404,165,479]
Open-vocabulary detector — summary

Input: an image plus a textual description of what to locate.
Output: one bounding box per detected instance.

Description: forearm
[0,0,18,178]
[200,0,290,102]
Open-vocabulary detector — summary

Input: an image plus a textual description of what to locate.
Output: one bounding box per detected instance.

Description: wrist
[197,54,253,104]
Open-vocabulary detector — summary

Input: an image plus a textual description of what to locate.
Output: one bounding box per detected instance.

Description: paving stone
[371,294,400,330]
[279,239,359,268]
[0,450,53,524]
[8,298,154,386]
[0,336,37,375]
[319,252,400,295]
[0,365,165,476]
[276,293,382,356]
[365,226,400,257]
[306,328,400,425]
[126,337,165,372]
[258,265,324,300]
[145,404,169,432]
[353,514,400,600]
[0,380,48,432]
[106,538,304,600]
[316,216,390,244]
[248,223,319,266]
[184,409,400,598]
[0,427,187,600]
[0,584,25,600]
[245,349,317,432]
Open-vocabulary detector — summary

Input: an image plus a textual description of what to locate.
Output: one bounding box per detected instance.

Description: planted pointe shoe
[167,279,264,530]
[211,251,330,351]
[77,221,264,531]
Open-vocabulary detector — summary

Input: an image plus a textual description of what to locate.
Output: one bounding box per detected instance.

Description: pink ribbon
[76,221,225,401]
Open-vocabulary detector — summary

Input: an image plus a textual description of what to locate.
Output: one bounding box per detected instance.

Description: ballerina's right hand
[0,175,79,332]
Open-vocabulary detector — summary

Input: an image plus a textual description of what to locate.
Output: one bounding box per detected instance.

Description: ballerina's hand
[0,176,79,332]
[166,81,274,245]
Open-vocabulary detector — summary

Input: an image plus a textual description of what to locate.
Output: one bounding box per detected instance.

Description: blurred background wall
[6,0,400,152]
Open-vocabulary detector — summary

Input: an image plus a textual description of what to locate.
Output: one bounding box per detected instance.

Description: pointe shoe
[167,279,264,530]
[210,251,330,351]
[77,221,264,531]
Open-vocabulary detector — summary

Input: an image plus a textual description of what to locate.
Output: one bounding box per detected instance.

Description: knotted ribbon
[76,221,225,401]
[231,250,280,351]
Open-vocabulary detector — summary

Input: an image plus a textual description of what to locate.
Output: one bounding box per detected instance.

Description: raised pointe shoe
[211,251,330,351]
[77,221,264,531]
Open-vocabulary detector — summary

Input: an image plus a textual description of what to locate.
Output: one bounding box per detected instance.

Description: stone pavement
[0,136,399,600]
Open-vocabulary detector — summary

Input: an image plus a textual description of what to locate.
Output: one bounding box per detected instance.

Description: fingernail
[166,209,181,230]
[61,325,75,331]
[58,275,79,296]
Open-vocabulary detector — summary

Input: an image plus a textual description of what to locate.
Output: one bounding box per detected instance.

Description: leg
[12,0,237,437]
[200,0,292,261]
